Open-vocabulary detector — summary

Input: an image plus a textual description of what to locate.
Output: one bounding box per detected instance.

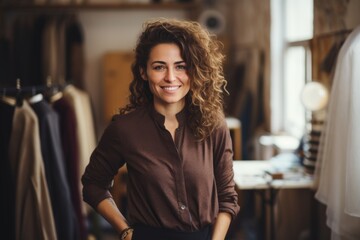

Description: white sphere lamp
[300,81,329,112]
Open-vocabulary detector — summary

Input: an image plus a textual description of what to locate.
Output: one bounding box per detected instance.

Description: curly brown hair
[120,18,228,140]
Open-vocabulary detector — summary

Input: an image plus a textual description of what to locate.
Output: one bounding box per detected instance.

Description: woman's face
[142,43,190,111]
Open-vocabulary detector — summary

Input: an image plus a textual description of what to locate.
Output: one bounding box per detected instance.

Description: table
[232,159,314,240]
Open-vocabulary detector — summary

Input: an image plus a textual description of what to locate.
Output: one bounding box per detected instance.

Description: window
[271,0,313,139]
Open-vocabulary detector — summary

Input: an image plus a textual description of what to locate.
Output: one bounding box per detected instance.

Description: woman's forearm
[96,198,130,233]
[212,212,232,240]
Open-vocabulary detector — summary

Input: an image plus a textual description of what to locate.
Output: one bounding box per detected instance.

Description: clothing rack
[0,77,94,240]
[1,83,45,94]
[0,78,68,107]
[1,77,68,93]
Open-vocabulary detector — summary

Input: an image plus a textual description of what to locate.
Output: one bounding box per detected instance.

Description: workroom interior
[1,0,359,239]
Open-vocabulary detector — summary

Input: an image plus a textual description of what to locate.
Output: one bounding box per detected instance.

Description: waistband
[132,224,212,240]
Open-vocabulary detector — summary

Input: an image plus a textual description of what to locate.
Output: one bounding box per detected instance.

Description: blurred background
[1,0,359,239]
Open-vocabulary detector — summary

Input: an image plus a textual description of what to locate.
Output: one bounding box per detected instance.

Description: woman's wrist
[119,227,134,240]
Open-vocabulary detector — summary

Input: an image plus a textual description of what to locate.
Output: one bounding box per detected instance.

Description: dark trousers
[132,224,212,240]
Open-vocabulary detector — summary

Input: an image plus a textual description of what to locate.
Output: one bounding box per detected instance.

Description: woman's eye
[176,65,187,70]
[153,65,165,70]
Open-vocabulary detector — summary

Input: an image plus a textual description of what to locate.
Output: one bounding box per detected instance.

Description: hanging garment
[8,101,57,240]
[315,26,360,240]
[65,16,85,89]
[33,15,48,85]
[57,16,68,83]
[12,15,38,86]
[42,18,59,84]
[0,37,12,85]
[0,100,16,240]
[52,93,88,240]
[63,84,96,215]
[30,94,80,240]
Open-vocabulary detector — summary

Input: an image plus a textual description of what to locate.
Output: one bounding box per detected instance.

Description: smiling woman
[81,18,240,240]
[122,18,228,140]
[141,43,190,117]
[142,43,191,139]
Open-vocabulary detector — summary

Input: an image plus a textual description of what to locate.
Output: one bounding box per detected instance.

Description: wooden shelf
[1,2,198,12]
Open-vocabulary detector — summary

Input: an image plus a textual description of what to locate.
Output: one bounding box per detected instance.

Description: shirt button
[180,204,186,210]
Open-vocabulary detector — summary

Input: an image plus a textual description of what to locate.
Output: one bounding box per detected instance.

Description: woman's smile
[161,85,181,92]
[142,43,191,112]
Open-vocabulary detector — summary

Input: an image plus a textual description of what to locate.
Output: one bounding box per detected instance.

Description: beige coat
[9,101,57,240]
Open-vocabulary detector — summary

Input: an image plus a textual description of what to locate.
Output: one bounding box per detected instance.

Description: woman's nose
[165,68,176,82]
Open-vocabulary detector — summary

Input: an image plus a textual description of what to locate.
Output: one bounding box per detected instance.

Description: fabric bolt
[8,101,57,240]
[82,104,240,231]
[30,94,79,240]
[315,26,360,240]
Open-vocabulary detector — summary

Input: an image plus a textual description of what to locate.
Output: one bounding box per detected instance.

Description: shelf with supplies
[0,1,198,12]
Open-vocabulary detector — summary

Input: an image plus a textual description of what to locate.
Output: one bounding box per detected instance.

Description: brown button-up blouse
[81,105,240,231]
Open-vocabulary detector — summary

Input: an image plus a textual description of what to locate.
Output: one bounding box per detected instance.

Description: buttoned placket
[162,122,193,230]
[151,105,194,230]
[174,125,194,230]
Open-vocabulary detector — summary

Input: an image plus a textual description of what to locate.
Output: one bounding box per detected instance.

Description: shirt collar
[149,103,187,128]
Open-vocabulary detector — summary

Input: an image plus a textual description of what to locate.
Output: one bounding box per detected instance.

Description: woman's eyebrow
[151,60,186,65]
[151,61,166,65]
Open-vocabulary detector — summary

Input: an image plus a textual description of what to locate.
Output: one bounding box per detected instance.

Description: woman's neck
[153,101,185,120]
[153,101,184,140]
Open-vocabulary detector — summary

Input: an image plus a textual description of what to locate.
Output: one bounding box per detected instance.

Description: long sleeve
[213,119,240,219]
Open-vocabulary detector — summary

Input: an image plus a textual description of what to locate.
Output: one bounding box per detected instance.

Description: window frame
[271,0,313,138]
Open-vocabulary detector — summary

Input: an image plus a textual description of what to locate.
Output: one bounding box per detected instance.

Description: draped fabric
[315,26,360,240]
[63,84,96,215]
[1,14,84,88]
[0,101,16,240]
[0,11,89,240]
[30,95,80,240]
[0,86,95,240]
[9,101,57,240]
[52,94,88,240]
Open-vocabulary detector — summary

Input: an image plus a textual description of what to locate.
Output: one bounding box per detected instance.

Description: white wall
[79,10,187,137]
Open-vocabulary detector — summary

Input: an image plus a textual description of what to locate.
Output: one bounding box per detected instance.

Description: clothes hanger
[0,88,16,106]
[45,75,63,103]
[0,79,24,106]
[28,86,44,104]
[15,78,24,107]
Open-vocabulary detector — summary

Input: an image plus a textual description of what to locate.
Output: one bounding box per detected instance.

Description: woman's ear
[140,68,147,81]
